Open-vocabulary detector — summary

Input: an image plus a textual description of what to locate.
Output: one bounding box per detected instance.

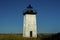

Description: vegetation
[0,34,40,40]
[0,33,60,40]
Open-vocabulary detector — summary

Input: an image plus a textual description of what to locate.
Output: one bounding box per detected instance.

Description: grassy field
[0,33,53,40]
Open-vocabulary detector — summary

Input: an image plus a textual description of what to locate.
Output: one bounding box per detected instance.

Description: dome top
[27,4,33,9]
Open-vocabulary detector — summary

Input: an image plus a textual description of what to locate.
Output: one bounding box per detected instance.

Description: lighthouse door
[30,31,32,37]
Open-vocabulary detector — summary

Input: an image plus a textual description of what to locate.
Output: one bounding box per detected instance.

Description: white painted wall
[23,14,37,37]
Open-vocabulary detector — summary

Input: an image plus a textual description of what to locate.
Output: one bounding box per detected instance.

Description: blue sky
[0,0,60,33]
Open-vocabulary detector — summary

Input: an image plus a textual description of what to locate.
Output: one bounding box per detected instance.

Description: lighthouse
[23,5,37,38]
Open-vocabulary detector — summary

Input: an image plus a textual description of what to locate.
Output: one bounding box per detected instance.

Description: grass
[0,34,39,40]
[0,33,52,40]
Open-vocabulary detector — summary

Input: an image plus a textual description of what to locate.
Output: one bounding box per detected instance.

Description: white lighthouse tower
[23,5,37,38]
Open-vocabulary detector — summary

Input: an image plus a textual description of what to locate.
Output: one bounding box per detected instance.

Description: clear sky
[0,0,60,33]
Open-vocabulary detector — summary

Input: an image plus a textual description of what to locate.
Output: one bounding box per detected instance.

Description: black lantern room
[23,4,36,15]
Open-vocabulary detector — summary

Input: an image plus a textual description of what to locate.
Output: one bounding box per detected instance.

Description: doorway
[30,31,32,37]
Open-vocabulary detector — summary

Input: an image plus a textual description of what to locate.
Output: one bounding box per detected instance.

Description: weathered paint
[23,14,37,38]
